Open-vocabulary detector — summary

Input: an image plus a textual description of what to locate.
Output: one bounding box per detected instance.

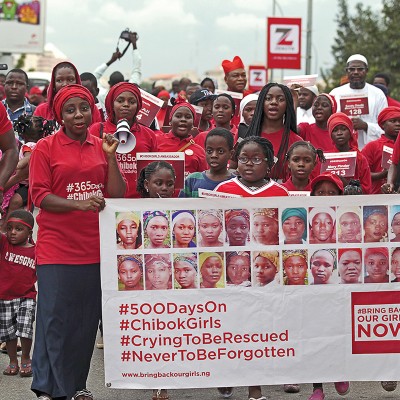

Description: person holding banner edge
[29,84,126,400]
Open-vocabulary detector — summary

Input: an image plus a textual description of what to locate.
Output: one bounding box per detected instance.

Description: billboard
[267,17,301,70]
[0,0,46,53]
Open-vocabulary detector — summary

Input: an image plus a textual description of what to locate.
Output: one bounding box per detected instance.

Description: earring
[146,188,149,192]
[61,119,65,124]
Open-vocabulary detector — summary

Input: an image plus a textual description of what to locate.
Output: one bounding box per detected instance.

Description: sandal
[72,389,93,399]
[3,364,19,375]
[152,389,169,400]
[20,361,33,377]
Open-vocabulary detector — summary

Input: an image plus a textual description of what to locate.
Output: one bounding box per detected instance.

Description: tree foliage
[322,0,400,98]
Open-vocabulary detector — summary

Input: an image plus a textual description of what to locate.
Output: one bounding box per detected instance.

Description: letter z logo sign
[270,24,299,54]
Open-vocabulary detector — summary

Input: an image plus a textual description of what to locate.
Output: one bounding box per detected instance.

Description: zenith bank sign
[267,17,302,70]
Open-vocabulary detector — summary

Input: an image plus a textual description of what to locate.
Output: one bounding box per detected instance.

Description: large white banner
[0,0,46,53]
[100,195,400,389]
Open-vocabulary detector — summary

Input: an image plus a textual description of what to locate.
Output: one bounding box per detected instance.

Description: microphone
[114,119,136,153]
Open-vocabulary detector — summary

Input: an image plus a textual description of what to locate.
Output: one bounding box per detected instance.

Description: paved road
[1,337,399,399]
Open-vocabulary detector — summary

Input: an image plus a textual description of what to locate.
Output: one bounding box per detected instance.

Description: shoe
[334,381,350,395]
[19,360,33,377]
[308,388,325,400]
[217,387,234,398]
[72,389,93,400]
[3,364,19,375]
[37,395,52,400]
[283,384,300,393]
[381,381,397,391]
[96,336,104,349]
[0,342,7,353]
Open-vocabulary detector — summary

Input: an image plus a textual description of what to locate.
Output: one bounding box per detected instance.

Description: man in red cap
[222,56,249,95]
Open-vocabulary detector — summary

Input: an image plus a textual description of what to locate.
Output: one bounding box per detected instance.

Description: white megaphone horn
[114,119,136,154]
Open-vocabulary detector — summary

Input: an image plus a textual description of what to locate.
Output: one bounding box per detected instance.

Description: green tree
[322,0,381,92]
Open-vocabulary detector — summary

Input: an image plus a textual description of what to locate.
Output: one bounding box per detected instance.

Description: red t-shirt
[281,177,312,192]
[261,128,302,180]
[157,132,208,175]
[361,135,395,194]
[29,128,110,265]
[297,123,332,152]
[214,177,289,197]
[89,121,158,198]
[0,234,36,300]
[0,102,12,135]
[194,125,238,149]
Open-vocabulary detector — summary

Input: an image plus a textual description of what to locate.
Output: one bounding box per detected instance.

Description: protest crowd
[1,30,400,400]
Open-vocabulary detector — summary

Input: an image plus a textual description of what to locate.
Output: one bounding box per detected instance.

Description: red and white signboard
[137,89,164,127]
[320,151,357,177]
[248,66,267,92]
[382,145,394,170]
[283,74,318,88]
[100,195,400,389]
[340,94,370,117]
[267,17,302,70]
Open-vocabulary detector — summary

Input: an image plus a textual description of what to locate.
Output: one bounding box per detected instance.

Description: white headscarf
[239,94,259,125]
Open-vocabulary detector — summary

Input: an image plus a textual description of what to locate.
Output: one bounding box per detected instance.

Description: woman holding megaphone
[89,82,158,197]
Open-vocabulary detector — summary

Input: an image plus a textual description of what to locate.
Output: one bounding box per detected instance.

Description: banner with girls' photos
[100,195,400,389]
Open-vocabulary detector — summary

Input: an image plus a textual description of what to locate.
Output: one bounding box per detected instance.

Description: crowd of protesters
[0,32,399,400]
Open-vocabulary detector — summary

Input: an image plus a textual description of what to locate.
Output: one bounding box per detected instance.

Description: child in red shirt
[0,210,36,378]
[362,106,400,194]
[215,136,289,197]
[327,112,372,194]
[297,93,337,152]
[282,141,325,193]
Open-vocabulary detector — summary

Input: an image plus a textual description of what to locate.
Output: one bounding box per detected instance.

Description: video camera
[120,28,138,42]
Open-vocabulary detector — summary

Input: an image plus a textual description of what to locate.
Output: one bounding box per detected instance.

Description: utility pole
[305,0,313,74]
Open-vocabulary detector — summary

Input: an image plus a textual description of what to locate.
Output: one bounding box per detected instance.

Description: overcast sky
[46,0,381,82]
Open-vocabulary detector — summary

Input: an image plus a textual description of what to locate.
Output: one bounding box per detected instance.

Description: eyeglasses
[346,67,367,73]
[237,156,268,165]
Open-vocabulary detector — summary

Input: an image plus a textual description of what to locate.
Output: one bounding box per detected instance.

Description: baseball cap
[189,89,217,105]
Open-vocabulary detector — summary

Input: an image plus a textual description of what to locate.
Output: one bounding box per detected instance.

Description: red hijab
[53,84,95,125]
[327,112,358,150]
[105,82,142,124]
[46,61,81,118]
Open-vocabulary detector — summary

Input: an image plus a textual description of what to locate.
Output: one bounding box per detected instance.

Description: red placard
[320,151,357,177]
[248,65,267,91]
[340,95,370,117]
[381,145,394,170]
[137,89,164,127]
[267,17,301,70]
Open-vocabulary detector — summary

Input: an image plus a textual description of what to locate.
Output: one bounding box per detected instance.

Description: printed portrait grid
[113,205,400,290]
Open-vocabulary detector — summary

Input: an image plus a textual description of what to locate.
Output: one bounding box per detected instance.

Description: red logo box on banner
[352,291,400,354]
[248,66,267,92]
[267,17,302,70]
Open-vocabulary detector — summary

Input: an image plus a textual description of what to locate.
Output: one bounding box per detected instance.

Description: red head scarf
[169,97,196,123]
[105,82,142,123]
[327,112,358,150]
[157,90,170,99]
[53,84,95,125]
[338,248,362,261]
[222,56,245,75]
[46,61,81,117]
[310,171,344,195]
[378,106,400,129]
[317,93,337,114]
